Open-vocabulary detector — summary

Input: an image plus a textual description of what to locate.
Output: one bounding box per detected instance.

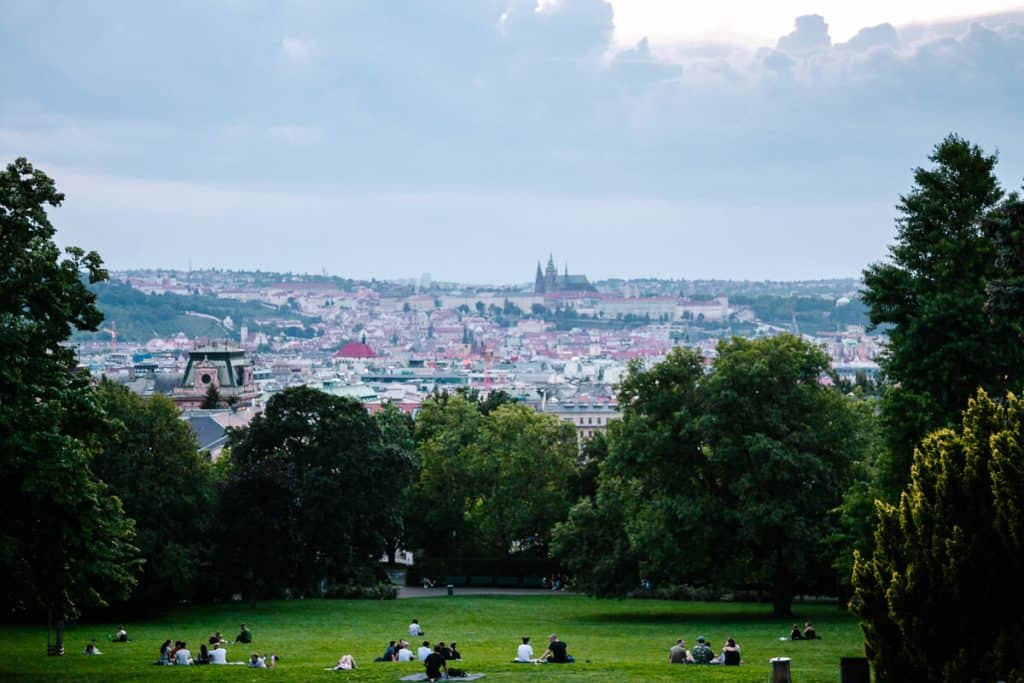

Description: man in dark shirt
[424,644,447,681]
[541,634,574,663]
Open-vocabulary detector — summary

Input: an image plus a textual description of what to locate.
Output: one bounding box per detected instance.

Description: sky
[2,1,1023,284]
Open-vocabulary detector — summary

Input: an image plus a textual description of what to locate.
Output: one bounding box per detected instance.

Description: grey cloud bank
[1,1,1022,282]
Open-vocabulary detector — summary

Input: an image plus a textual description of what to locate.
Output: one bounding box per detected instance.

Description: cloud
[776,15,832,54]
[2,2,1024,279]
[280,36,317,65]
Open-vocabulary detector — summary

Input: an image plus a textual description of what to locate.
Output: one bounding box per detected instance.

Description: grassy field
[0,595,865,682]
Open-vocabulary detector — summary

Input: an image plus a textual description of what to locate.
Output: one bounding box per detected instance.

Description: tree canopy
[0,158,138,630]
[213,387,414,598]
[553,336,863,615]
[862,134,1024,498]
[852,390,1024,682]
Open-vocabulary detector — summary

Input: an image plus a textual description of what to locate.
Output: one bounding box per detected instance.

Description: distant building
[172,345,259,409]
[534,254,595,295]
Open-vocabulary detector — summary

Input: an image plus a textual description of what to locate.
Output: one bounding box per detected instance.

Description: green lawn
[0,596,866,682]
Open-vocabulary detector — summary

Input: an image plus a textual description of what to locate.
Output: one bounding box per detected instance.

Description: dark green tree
[852,390,1024,682]
[213,387,414,598]
[200,381,222,409]
[407,393,483,557]
[0,158,137,648]
[91,380,217,611]
[862,135,1024,498]
[552,348,715,592]
[702,335,863,617]
[373,402,417,564]
[984,194,1024,339]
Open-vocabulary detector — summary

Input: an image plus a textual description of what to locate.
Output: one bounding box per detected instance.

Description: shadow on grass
[579,611,783,624]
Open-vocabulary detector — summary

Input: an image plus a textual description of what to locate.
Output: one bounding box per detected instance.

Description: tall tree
[213,387,414,598]
[701,335,862,617]
[373,402,417,564]
[407,393,483,557]
[862,135,1024,498]
[0,158,137,648]
[852,390,1024,682]
[984,193,1024,340]
[91,380,217,611]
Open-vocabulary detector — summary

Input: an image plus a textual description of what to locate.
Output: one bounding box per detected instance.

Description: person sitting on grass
[803,622,817,640]
[409,618,424,637]
[332,654,357,670]
[374,640,397,662]
[209,643,228,665]
[691,636,714,664]
[720,637,742,666]
[174,641,193,665]
[83,641,102,655]
[437,641,453,660]
[669,638,692,664]
[540,634,575,663]
[158,640,172,665]
[114,626,128,642]
[417,640,432,661]
[195,644,211,665]
[396,642,415,662]
[209,631,228,646]
[515,636,535,663]
[789,624,803,640]
[449,642,461,660]
[236,623,253,644]
[424,644,447,682]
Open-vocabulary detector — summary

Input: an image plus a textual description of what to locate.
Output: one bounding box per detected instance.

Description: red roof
[333,341,377,359]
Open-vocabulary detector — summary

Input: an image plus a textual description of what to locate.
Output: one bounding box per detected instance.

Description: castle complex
[534,254,596,294]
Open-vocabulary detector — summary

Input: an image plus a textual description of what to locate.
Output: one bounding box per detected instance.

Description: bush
[324,583,398,600]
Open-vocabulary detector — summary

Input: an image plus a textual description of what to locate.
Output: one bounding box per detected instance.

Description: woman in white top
[209,644,228,664]
[515,636,535,662]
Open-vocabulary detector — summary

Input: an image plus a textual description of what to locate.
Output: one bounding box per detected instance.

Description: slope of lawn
[0,595,865,682]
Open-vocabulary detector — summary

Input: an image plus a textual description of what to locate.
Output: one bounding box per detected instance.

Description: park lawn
[0,595,865,682]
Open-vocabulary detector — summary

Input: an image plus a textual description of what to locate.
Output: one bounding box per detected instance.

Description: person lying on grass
[332,654,357,670]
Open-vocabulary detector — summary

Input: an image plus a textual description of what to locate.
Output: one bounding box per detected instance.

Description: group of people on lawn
[668,635,742,665]
[93,615,821,675]
[152,623,275,668]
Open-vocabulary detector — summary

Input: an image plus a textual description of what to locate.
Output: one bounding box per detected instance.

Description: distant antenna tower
[101,320,118,352]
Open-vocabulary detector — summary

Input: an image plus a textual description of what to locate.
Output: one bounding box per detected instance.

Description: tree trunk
[772,580,794,618]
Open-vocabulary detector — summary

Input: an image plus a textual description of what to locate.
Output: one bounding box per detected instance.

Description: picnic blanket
[399,674,485,682]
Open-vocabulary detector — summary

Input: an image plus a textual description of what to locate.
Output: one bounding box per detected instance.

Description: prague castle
[534,254,596,294]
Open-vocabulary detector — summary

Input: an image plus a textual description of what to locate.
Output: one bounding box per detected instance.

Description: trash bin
[771,656,792,683]
[447,584,454,597]
[840,657,870,683]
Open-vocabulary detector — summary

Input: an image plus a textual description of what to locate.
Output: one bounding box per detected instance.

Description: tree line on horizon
[2,135,1023,680]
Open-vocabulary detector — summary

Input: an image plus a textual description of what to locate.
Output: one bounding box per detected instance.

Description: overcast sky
[2,1,1023,284]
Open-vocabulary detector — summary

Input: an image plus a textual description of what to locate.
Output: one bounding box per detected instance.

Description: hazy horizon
[3,1,1023,283]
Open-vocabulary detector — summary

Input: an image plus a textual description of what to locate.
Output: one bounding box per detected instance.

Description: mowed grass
[0,595,865,682]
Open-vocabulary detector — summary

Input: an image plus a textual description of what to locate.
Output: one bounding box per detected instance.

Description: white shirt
[417,646,432,661]
[516,644,534,662]
[209,648,227,664]
[174,649,192,665]
[249,657,267,668]
[397,648,415,662]
[409,622,422,636]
